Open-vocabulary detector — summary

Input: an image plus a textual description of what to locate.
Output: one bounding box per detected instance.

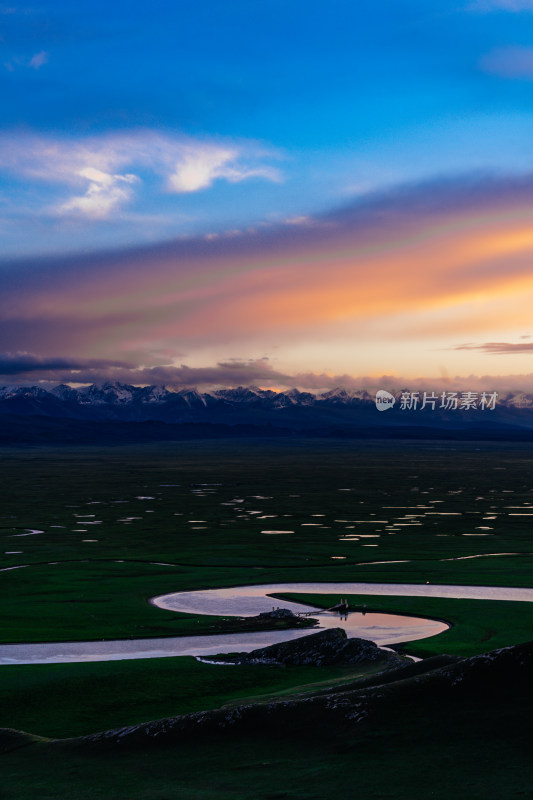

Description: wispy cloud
[4,50,50,73]
[0,353,312,387]
[1,352,531,394]
[3,172,533,385]
[470,0,533,10]
[453,341,533,353]
[168,145,280,193]
[480,46,533,78]
[28,50,48,69]
[0,130,282,219]
[57,168,139,220]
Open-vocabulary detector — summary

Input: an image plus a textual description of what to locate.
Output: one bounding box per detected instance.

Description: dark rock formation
[258,608,297,620]
[202,628,405,668]
[208,608,317,633]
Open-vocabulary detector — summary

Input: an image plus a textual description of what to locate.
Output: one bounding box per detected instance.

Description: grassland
[2,439,533,645]
[2,656,532,800]
[0,656,392,739]
[1,439,533,798]
[276,592,533,657]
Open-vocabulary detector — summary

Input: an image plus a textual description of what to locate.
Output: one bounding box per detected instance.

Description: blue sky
[2,0,533,256]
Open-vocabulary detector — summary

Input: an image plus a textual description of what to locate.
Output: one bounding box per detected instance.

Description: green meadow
[1,440,533,798]
[2,439,533,646]
[2,693,532,800]
[0,656,393,739]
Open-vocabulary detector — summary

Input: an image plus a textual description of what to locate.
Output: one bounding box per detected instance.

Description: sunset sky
[3,0,533,391]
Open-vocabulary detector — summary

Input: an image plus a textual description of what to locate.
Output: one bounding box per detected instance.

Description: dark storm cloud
[0,352,133,376]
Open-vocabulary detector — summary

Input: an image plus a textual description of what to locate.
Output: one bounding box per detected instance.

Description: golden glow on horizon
[5,199,533,383]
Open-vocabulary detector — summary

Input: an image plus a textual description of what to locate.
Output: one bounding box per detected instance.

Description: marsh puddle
[261,530,294,534]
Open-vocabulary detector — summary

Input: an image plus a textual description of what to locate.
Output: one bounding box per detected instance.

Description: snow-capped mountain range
[0,382,368,421]
[1,382,533,432]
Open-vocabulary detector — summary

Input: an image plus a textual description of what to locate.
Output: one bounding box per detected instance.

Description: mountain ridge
[1,382,533,439]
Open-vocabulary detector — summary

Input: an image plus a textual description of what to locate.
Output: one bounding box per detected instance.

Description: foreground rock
[201,628,405,668]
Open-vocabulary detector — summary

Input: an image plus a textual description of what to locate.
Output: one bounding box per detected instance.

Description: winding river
[2,580,533,665]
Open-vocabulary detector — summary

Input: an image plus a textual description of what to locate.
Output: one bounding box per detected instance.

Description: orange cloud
[3,173,533,381]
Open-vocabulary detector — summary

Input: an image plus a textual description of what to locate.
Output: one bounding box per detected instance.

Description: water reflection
[0,608,447,665]
[4,580,533,666]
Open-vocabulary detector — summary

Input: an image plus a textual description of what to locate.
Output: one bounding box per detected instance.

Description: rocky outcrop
[258,608,297,620]
[202,628,405,668]
[207,608,317,633]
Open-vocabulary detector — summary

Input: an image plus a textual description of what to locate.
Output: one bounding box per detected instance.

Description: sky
[3,0,533,391]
